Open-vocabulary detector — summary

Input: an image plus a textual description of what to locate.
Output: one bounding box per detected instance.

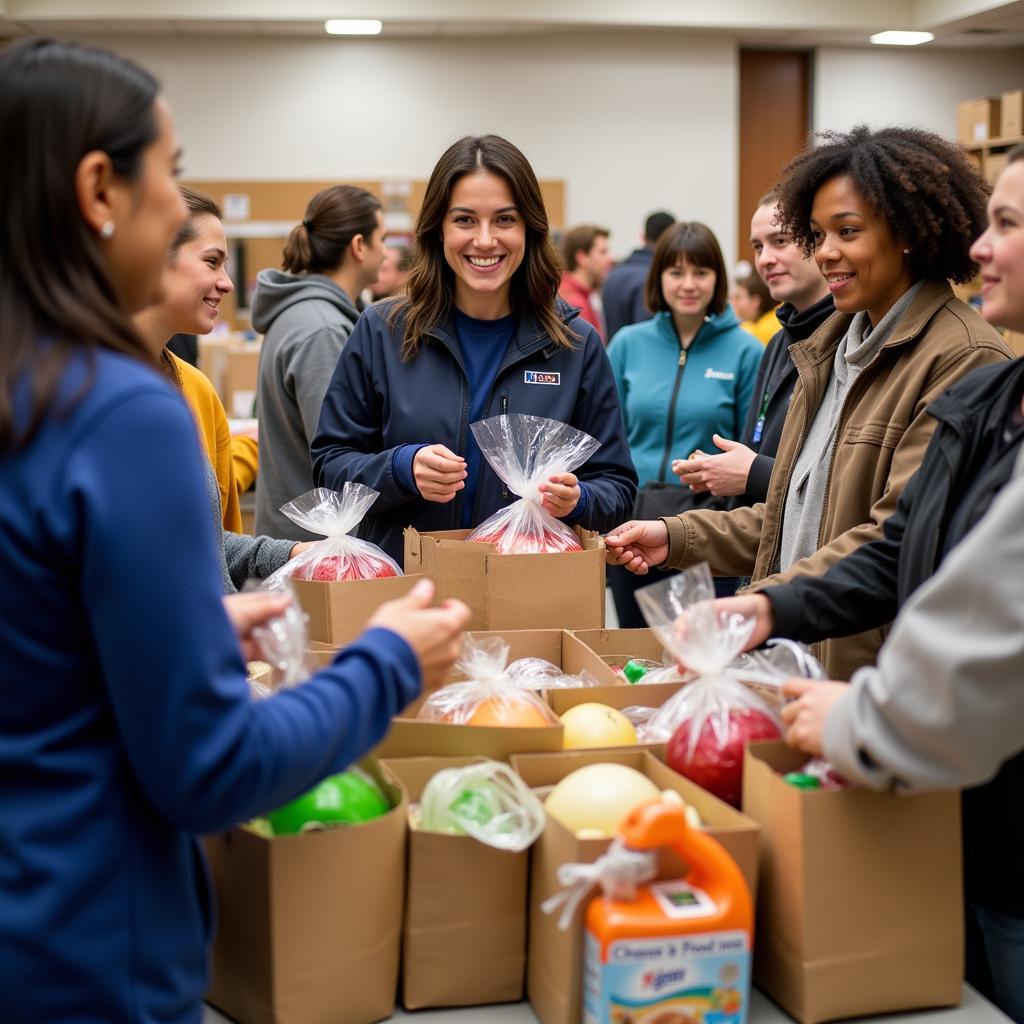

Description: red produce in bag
[465,414,601,554]
[265,484,401,586]
[417,636,561,728]
[634,564,782,806]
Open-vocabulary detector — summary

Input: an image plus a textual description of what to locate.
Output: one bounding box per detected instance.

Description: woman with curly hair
[607,125,1011,679]
[311,135,637,563]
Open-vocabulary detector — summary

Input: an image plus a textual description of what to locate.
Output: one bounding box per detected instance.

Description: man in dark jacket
[602,210,675,342]
[675,193,832,503]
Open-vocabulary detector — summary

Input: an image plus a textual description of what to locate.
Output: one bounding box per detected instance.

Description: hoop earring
[100,221,115,240]
[902,247,911,255]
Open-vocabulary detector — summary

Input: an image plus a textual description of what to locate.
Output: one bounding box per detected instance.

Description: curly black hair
[775,125,989,284]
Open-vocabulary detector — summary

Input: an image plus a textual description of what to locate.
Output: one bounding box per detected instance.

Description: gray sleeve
[223,531,295,590]
[823,468,1024,793]
[283,324,351,448]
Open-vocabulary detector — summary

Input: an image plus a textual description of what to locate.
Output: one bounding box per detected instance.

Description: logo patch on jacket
[704,368,735,381]
[524,370,560,385]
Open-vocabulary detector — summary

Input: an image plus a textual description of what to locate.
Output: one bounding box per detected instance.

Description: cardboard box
[957,97,1001,143]
[222,343,260,418]
[403,526,605,632]
[205,761,406,1024]
[292,572,425,646]
[742,742,963,1024]
[1001,88,1024,139]
[514,748,760,1024]
[382,756,530,1009]
[984,150,1010,185]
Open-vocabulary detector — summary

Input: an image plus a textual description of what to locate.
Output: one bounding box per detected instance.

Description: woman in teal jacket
[608,221,763,625]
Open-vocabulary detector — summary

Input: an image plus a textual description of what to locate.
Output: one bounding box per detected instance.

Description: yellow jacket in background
[740,307,782,345]
[168,352,256,533]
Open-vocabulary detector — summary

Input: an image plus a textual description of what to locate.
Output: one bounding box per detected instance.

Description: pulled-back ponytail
[282,185,381,275]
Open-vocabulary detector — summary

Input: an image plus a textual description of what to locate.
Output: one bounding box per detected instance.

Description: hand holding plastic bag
[415,759,546,851]
[243,579,311,698]
[417,635,560,727]
[265,484,401,586]
[635,564,782,806]
[466,414,600,554]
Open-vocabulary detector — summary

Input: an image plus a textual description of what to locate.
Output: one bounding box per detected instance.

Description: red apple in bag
[469,521,582,554]
[666,706,781,807]
[293,554,398,582]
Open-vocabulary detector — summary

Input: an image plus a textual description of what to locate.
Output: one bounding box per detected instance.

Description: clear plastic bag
[417,635,560,727]
[265,484,401,586]
[635,564,782,806]
[243,578,312,698]
[465,414,601,554]
[505,657,603,691]
[414,759,546,851]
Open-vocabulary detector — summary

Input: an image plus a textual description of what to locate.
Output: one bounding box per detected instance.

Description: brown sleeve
[661,503,766,576]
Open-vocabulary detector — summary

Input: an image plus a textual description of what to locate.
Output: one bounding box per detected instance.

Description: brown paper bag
[383,756,530,1009]
[742,741,963,1024]
[204,761,406,1024]
[512,748,760,1024]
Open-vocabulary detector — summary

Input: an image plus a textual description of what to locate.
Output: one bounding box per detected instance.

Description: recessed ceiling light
[324,19,383,35]
[870,30,934,46]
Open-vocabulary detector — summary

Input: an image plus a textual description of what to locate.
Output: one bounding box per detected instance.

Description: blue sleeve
[567,327,639,532]
[68,391,421,835]
[310,310,418,513]
[392,443,427,496]
[734,336,764,440]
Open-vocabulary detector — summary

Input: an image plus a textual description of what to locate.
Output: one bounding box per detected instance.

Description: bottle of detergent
[546,798,753,1024]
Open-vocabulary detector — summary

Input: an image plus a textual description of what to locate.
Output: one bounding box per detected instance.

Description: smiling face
[578,233,613,288]
[442,169,526,316]
[970,160,1024,333]
[162,213,233,335]
[661,258,716,321]
[810,175,914,325]
[750,202,828,311]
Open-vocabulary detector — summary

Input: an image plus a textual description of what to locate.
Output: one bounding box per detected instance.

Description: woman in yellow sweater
[135,187,307,590]
[732,269,781,345]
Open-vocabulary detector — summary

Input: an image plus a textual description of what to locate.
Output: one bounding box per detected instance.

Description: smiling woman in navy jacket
[311,135,638,564]
[0,40,468,1023]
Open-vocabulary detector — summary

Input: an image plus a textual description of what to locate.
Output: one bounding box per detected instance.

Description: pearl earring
[100,221,115,240]
[902,247,911,255]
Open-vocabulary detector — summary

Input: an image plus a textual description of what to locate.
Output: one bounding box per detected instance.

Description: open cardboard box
[743,741,963,1024]
[403,526,605,632]
[512,748,760,1024]
[291,572,426,646]
[205,760,406,1024]
[382,755,530,1009]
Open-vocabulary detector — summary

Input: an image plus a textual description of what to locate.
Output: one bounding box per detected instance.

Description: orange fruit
[465,695,553,728]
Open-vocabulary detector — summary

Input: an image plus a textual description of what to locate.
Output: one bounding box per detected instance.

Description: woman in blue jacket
[311,135,637,564]
[607,221,763,624]
[0,40,468,1024]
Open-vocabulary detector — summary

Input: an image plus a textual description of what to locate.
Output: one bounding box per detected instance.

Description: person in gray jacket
[253,185,387,540]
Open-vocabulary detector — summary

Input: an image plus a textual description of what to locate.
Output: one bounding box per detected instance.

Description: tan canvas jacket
[662,280,1011,679]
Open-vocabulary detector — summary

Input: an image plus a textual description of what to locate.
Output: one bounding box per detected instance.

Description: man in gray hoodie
[251,185,385,540]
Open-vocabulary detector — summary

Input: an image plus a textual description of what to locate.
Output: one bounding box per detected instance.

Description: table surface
[204,984,1009,1023]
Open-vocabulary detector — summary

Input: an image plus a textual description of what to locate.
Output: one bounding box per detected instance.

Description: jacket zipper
[498,394,509,500]
[657,348,689,483]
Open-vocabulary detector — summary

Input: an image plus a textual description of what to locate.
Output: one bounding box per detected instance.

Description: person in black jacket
[674,191,832,504]
[721,149,1024,1022]
[603,210,675,341]
[311,135,637,564]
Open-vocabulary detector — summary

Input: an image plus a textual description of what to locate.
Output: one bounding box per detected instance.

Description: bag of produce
[466,414,600,554]
[266,483,401,584]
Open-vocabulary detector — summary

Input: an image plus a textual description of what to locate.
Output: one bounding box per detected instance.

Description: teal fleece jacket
[608,308,764,488]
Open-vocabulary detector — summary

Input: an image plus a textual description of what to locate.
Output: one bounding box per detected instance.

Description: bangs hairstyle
[170,186,222,257]
[0,38,160,454]
[775,124,989,284]
[390,134,572,361]
[646,222,729,316]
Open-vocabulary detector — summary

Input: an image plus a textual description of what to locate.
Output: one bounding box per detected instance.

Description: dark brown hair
[735,271,774,319]
[389,134,574,360]
[282,185,382,275]
[774,125,989,284]
[561,224,609,271]
[0,38,160,453]
[644,210,675,245]
[645,222,729,316]
[1008,144,1024,165]
[170,186,222,257]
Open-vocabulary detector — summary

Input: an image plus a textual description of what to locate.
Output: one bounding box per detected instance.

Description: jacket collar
[797,279,956,367]
[928,356,1024,433]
